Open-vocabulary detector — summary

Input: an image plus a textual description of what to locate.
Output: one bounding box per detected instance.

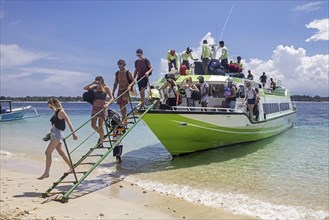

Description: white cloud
[305,18,329,42]
[244,45,329,96]
[293,2,322,12]
[158,33,328,96]
[1,67,93,96]
[0,44,51,67]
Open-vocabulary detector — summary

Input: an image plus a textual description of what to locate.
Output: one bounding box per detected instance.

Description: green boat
[141,74,297,156]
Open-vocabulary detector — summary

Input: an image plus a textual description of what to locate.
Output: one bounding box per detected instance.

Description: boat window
[237,85,245,98]
[280,103,290,111]
[212,84,225,98]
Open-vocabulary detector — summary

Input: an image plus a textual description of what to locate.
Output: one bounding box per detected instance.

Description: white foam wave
[0,150,16,157]
[125,177,329,220]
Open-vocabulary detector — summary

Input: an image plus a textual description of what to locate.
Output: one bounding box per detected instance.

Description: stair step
[95,146,111,149]
[79,162,96,165]
[64,171,87,174]
[54,181,77,184]
[46,191,65,195]
[102,139,116,142]
[87,154,103,157]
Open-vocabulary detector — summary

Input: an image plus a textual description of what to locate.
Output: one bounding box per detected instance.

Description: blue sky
[1,1,328,97]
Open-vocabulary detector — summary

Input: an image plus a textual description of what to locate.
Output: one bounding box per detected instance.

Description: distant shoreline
[1,95,328,102]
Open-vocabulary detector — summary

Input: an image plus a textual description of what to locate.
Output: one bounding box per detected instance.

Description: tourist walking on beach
[134,48,153,109]
[83,76,114,147]
[38,98,78,180]
[113,59,135,125]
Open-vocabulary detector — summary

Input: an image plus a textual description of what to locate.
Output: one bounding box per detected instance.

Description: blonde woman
[181,76,199,107]
[83,76,114,146]
[243,82,257,121]
[38,98,78,180]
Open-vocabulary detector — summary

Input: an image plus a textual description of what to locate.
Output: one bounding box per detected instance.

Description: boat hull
[142,110,296,155]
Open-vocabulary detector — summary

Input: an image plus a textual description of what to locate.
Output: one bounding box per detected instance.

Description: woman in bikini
[84,76,114,146]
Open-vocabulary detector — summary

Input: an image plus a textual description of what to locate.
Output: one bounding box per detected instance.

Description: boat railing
[59,75,149,187]
[172,106,235,112]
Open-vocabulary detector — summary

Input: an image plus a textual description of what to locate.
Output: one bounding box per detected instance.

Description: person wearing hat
[197,76,209,109]
[167,49,178,72]
[180,47,198,70]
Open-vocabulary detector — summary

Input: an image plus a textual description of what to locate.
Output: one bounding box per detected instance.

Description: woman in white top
[164,78,180,107]
[181,76,199,107]
[243,82,257,121]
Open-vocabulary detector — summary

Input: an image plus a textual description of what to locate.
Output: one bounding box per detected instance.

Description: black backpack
[107,108,121,127]
[82,89,95,105]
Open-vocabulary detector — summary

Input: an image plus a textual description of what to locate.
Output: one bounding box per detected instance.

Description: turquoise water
[0,102,328,219]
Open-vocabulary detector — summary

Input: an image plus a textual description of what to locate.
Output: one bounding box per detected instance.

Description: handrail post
[63,139,78,182]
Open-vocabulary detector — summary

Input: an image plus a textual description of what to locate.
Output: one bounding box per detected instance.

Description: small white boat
[0,100,39,122]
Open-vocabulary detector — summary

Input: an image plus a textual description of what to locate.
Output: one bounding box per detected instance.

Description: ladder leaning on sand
[41,78,156,203]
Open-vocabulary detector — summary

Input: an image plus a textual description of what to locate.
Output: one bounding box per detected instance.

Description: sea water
[0,102,328,219]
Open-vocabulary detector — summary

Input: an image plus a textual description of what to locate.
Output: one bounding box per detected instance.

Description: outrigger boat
[0,100,39,122]
[141,69,297,156]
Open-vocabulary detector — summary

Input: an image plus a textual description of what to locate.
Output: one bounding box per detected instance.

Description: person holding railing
[83,76,114,147]
[113,59,135,125]
[134,49,153,110]
[38,98,78,180]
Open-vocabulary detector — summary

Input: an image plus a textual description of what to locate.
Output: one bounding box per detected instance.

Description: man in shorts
[113,59,135,124]
[134,49,153,109]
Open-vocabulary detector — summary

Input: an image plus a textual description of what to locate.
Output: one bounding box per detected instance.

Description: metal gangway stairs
[41,79,156,203]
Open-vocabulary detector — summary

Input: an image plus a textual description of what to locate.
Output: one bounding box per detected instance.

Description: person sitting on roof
[167,49,178,72]
[247,70,254,80]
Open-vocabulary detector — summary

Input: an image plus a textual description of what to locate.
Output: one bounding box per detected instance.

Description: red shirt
[135,58,151,79]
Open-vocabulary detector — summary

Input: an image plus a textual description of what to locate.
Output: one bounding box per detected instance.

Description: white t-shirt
[200,82,209,102]
[246,88,255,99]
[185,85,192,98]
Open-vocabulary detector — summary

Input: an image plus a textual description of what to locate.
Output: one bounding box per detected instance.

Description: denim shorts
[248,98,256,105]
[50,127,64,143]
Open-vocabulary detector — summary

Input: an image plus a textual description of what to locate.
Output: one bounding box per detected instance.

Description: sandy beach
[0,154,254,220]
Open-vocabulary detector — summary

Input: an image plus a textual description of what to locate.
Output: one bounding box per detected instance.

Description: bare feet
[37,174,49,180]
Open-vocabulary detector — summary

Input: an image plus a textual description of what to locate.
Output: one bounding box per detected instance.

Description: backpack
[107,108,121,127]
[116,70,133,91]
[82,89,95,105]
[135,58,152,76]
[178,94,183,105]
[191,91,202,101]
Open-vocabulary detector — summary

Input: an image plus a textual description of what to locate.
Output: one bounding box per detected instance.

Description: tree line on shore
[0,95,328,102]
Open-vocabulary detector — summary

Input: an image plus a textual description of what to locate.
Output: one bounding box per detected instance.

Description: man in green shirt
[219,41,229,72]
[180,47,198,70]
[201,40,212,75]
[167,49,178,72]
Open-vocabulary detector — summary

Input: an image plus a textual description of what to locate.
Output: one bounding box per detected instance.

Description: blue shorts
[50,127,64,143]
[137,77,148,91]
[248,98,256,105]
